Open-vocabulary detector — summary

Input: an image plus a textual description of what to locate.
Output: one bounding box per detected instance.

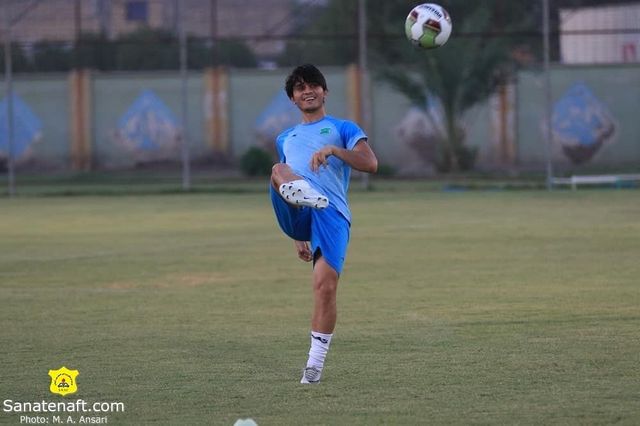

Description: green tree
[73,33,117,70]
[211,40,258,68]
[275,1,358,66]
[32,41,72,72]
[369,0,540,171]
[114,28,179,70]
[0,42,32,73]
[63,30,257,71]
[362,0,632,171]
[283,0,542,171]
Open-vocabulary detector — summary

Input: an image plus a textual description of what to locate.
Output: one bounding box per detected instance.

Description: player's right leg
[300,256,338,384]
[271,163,329,209]
[299,208,350,384]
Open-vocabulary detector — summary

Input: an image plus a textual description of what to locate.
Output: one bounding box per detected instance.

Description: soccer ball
[405,3,452,49]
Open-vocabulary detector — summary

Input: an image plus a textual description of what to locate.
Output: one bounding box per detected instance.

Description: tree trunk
[443,104,460,172]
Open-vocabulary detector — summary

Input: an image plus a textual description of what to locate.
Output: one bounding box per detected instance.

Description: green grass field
[1,186,639,425]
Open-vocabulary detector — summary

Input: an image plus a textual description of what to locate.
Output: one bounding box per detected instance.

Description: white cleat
[280,180,329,209]
[300,366,322,384]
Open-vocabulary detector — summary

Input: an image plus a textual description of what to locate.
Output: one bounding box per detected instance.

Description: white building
[560,3,640,64]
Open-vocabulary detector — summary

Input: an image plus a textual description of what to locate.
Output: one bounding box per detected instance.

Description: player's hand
[294,240,313,262]
[310,146,335,172]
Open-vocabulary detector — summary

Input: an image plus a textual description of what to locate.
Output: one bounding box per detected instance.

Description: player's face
[291,81,326,113]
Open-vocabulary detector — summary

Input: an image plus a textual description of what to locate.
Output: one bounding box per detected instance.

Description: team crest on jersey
[320,127,331,135]
[48,367,79,396]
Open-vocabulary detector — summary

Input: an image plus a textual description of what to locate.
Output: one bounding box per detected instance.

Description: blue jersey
[275,116,367,223]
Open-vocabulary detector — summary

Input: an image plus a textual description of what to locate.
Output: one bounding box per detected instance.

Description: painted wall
[92,73,206,169]
[1,64,638,173]
[516,65,640,170]
[1,75,69,168]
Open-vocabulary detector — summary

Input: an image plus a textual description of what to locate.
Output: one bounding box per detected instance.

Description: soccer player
[270,64,378,384]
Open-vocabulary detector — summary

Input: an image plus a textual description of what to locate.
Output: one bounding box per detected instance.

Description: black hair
[284,64,328,98]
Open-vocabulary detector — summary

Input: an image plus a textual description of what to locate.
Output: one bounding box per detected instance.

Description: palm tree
[375,3,520,171]
[280,0,541,171]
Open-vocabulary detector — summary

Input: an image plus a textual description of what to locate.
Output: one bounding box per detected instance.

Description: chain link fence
[1,0,639,193]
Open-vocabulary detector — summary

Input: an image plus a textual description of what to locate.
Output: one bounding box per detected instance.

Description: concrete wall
[1,64,638,173]
[91,72,206,168]
[516,65,640,170]
[4,75,70,169]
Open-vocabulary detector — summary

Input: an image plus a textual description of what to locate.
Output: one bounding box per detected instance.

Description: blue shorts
[270,186,350,275]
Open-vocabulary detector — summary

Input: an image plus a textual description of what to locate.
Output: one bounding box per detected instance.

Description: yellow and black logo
[48,366,79,396]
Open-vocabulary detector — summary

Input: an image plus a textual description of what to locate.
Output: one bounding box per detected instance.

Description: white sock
[306,331,333,370]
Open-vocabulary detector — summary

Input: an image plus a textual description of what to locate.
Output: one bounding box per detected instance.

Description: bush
[376,163,396,177]
[455,145,478,171]
[240,147,273,176]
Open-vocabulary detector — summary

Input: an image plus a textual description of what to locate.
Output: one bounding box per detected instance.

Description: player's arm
[294,240,313,262]
[310,139,378,174]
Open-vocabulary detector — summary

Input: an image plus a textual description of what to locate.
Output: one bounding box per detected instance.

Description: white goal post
[551,174,640,190]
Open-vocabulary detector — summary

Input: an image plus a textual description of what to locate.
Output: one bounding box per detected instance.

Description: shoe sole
[280,183,329,209]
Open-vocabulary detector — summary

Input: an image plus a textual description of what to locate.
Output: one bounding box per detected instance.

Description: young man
[270,64,378,384]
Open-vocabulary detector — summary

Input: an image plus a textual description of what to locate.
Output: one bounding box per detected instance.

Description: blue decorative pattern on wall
[255,90,300,149]
[552,83,616,164]
[0,94,42,160]
[116,90,179,160]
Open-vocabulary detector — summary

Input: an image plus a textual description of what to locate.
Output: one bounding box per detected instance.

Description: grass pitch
[1,187,639,425]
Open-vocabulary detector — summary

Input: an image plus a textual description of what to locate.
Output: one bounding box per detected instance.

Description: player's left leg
[271,163,329,209]
[271,163,299,190]
[270,186,311,242]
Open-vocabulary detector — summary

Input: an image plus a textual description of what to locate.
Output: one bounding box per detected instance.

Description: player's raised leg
[271,163,329,209]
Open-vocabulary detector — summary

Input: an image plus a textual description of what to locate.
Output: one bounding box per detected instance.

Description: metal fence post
[543,0,554,190]
[177,0,191,190]
[4,1,15,197]
[358,0,371,190]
